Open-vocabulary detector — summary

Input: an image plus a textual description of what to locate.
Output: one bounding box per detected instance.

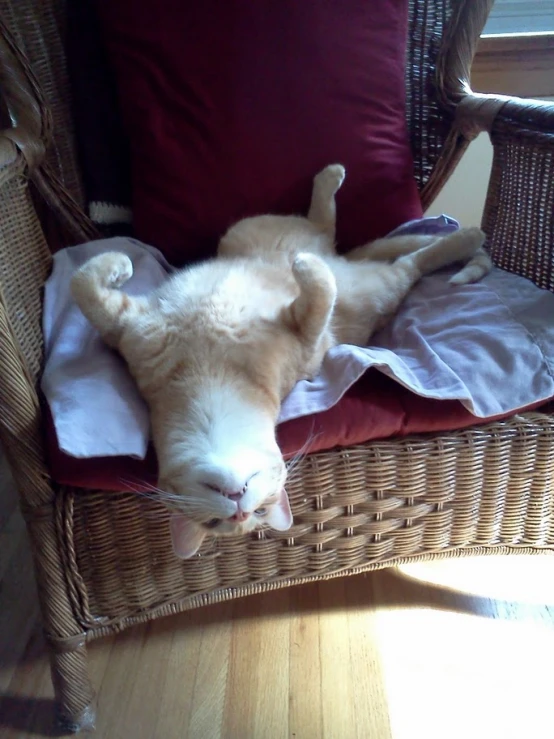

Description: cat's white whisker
[284,427,320,480]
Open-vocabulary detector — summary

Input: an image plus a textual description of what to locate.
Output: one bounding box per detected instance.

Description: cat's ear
[265,488,293,531]
[169,513,207,558]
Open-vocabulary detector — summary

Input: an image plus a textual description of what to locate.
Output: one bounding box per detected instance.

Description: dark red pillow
[96,0,422,265]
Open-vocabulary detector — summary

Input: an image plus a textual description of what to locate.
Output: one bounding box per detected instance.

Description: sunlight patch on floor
[396,554,554,604]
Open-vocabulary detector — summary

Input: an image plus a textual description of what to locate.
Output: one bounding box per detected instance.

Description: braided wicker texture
[405,0,454,201]
[64,414,554,635]
[0,0,84,205]
[1,0,554,728]
[484,116,554,291]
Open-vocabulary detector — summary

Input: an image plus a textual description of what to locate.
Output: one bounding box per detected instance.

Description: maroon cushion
[44,372,550,492]
[95,0,423,265]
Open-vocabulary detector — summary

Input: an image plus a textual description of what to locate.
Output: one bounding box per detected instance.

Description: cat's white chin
[156,380,293,557]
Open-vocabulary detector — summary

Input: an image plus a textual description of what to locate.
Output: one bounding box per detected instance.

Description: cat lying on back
[71,164,490,558]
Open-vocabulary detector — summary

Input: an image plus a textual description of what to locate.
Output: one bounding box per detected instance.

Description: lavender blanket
[41,216,554,459]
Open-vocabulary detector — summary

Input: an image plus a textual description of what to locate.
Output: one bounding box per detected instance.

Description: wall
[425,132,493,226]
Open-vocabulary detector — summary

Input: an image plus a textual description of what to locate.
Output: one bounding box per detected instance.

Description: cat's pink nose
[203,484,246,501]
[230,510,249,522]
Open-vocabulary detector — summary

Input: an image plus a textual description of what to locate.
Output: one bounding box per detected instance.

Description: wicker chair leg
[48,642,96,732]
[21,506,97,733]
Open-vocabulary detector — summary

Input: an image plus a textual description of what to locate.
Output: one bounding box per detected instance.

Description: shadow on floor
[0,694,66,737]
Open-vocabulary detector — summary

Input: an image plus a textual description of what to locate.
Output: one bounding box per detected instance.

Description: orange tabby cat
[71,164,489,557]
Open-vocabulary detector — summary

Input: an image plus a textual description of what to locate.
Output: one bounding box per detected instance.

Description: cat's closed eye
[204,518,221,529]
[255,507,267,516]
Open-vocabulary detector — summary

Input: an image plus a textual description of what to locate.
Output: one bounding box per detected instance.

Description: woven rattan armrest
[481,97,554,291]
[428,0,554,290]
[0,18,98,510]
[431,0,554,289]
[0,135,53,505]
[453,92,554,291]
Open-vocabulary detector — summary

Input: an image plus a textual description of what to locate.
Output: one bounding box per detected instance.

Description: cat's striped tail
[71,252,144,347]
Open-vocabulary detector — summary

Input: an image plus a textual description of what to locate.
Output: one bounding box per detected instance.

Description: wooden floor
[3,452,554,739]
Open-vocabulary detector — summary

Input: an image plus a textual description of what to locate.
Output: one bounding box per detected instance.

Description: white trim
[484,1,554,35]
[89,201,133,226]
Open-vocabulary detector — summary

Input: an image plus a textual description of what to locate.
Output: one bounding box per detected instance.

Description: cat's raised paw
[108,256,134,288]
[293,252,322,276]
[293,252,336,292]
[82,252,134,289]
[314,163,346,193]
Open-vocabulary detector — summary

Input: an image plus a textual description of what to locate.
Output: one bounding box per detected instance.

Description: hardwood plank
[0,524,40,693]
[150,611,204,739]
[346,575,392,739]
[224,590,290,739]
[186,602,233,739]
[0,509,27,590]
[0,448,17,530]
[317,578,358,739]
[115,621,174,739]
[289,583,323,739]
[92,624,153,739]
[0,622,54,739]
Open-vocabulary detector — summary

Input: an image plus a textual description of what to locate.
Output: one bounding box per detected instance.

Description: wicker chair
[1,0,554,731]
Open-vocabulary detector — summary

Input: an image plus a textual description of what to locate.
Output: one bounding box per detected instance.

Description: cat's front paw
[293,252,322,277]
[80,252,134,289]
[293,252,336,292]
[107,254,134,288]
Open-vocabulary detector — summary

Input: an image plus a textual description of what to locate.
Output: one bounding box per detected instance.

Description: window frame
[471,31,554,98]
[483,1,554,36]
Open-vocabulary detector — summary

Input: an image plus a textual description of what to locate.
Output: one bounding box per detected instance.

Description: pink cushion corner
[96,0,423,265]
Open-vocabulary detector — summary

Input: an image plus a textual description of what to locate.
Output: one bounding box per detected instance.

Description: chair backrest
[0,0,84,206]
[0,0,494,213]
[0,0,494,490]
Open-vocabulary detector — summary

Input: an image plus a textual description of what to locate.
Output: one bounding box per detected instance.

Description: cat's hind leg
[405,227,487,282]
[307,164,346,238]
[346,233,440,262]
[347,227,491,285]
[448,246,492,285]
[359,228,486,336]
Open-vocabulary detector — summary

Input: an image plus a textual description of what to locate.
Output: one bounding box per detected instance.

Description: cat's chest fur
[156,256,297,333]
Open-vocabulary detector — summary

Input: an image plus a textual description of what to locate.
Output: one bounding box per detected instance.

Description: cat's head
[154,373,293,557]
[156,394,292,559]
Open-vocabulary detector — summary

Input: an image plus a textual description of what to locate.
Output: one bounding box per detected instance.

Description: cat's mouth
[203,510,249,529]
[229,510,249,522]
[204,503,270,529]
